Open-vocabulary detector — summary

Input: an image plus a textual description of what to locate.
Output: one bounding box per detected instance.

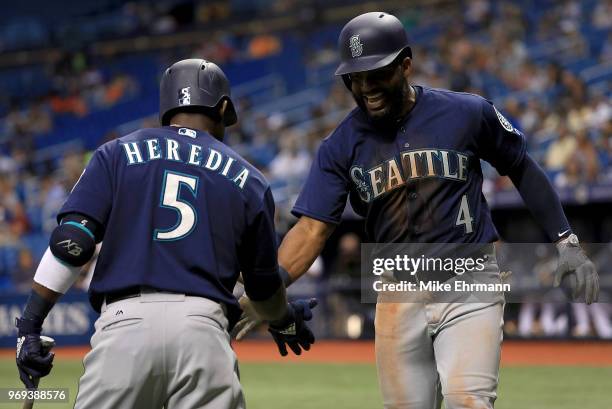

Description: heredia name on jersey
[350,149,470,202]
[121,138,250,189]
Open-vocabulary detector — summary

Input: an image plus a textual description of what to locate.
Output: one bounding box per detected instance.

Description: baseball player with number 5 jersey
[233,12,599,409]
[14,59,317,409]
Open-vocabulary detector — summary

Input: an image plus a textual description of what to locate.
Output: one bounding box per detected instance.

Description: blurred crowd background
[0,0,610,339]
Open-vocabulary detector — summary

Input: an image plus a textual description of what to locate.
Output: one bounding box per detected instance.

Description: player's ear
[400,57,412,79]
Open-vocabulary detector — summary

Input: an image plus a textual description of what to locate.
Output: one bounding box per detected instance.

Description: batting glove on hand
[15,318,54,389]
[231,295,263,341]
[554,235,599,304]
[268,298,317,356]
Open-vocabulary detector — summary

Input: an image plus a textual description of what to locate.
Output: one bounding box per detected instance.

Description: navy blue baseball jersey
[293,86,526,243]
[59,126,279,322]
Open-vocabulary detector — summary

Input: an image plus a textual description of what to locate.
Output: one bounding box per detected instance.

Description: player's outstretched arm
[278,216,336,285]
[232,216,334,340]
[508,153,599,303]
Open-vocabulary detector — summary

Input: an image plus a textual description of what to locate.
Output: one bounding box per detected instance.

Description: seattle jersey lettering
[350,149,469,202]
[121,138,250,189]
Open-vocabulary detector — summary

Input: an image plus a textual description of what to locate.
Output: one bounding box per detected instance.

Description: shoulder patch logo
[494,106,515,133]
[179,87,191,106]
[349,35,363,58]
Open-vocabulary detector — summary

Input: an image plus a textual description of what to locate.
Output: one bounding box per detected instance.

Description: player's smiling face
[349,57,412,124]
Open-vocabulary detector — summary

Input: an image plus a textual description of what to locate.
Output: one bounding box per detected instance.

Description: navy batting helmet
[159,59,237,127]
[335,12,411,78]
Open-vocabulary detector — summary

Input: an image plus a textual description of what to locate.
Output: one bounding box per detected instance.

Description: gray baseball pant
[375,251,505,409]
[74,292,245,409]
[376,301,504,409]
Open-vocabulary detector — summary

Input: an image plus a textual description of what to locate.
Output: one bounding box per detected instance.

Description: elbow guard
[49,214,99,267]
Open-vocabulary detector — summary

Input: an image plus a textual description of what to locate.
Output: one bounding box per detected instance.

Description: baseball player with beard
[233,12,599,409]
[14,59,316,409]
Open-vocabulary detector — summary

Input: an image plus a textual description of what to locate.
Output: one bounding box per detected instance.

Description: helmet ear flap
[220,96,238,126]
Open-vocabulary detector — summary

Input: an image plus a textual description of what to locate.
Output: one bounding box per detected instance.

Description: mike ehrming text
[373,280,511,293]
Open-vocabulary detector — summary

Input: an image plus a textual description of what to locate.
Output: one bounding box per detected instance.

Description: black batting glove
[268,298,317,356]
[554,235,599,304]
[15,317,54,389]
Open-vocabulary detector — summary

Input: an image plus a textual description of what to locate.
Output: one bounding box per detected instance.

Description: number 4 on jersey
[154,171,199,241]
[455,194,473,234]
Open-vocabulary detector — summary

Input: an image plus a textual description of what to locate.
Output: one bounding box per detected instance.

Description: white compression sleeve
[33,247,82,294]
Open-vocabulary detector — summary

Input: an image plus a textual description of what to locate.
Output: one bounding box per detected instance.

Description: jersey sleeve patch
[493,106,516,134]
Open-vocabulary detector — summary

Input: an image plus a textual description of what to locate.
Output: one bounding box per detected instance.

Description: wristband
[279,266,292,287]
[15,317,43,336]
[556,233,579,248]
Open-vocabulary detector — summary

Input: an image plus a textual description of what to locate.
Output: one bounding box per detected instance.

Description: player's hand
[268,298,318,356]
[554,237,599,304]
[15,318,55,389]
[231,295,264,340]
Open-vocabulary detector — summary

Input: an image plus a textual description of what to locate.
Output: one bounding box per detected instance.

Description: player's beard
[354,79,411,130]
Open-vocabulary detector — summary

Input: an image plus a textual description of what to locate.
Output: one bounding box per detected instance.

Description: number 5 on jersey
[154,170,199,241]
[455,194,473,234]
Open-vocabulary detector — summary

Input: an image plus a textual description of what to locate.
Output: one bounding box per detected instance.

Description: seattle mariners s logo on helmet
[178,87,191,106]
[349,35,363,58]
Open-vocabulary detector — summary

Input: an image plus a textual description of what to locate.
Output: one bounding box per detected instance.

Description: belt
[104,286,142,305]
[103,287,231,324]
